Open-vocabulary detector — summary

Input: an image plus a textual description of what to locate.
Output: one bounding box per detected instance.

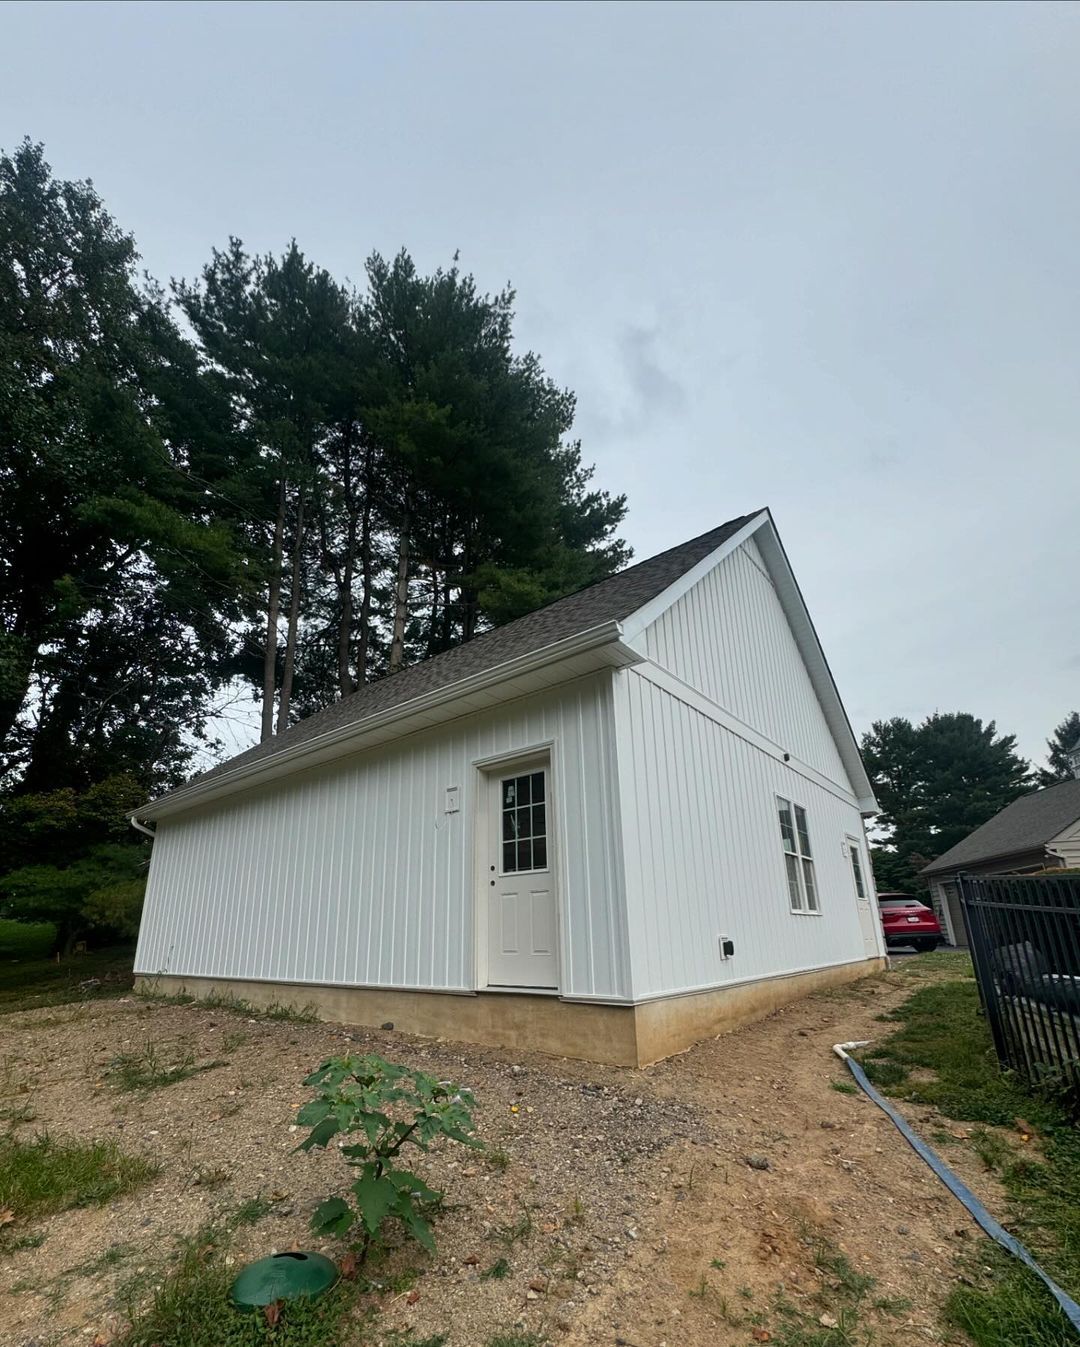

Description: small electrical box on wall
[444,786,460,814]
[719,935,735,960]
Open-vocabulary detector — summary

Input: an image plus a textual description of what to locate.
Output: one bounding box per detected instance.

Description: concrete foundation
[136,956,885,1067]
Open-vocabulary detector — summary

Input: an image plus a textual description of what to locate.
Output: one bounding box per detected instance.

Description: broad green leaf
[386,1169,441,1203]
[295,1099,332,1126]
[296,1115,341,1151]
[352,1172,401,1236]
[311,1197,355,1236]
[396,1200,436,1252]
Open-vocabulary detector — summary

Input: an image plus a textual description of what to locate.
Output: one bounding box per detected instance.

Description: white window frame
[776,796,820,915]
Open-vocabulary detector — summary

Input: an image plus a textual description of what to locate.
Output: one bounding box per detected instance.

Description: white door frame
[846,833,883,958]
[472,742,562,993]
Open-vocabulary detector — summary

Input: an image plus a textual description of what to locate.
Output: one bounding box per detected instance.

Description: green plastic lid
[230,1250,338,1307]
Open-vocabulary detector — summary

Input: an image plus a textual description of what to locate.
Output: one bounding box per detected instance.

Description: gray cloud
[4,0,1077,761]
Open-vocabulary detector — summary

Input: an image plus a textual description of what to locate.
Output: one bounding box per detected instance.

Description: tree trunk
[277,492,306,732]
[261,482,286,741]
[355,458,375,685]
[424,560,441,659]
[388,510,411,674]
[336,527,355,698]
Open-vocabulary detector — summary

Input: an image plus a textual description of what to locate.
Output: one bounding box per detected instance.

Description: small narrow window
[776,796,819,913]
[848,840,867,900]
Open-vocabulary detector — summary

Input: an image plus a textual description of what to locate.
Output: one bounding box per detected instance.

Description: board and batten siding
[639,537,852,789]
[135,673,629,1002]
[613,667,877,1002]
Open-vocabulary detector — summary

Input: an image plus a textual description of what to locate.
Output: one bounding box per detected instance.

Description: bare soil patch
[0,963,998,1346]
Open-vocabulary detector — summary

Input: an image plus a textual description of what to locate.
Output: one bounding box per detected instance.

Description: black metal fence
[960,872,1080,1099]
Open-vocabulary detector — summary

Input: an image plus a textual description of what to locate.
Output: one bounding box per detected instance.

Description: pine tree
[1038,711,1080,786]
[862,712,1033,892]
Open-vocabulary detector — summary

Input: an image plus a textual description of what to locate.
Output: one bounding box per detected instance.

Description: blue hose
[839,1049,1080,1335]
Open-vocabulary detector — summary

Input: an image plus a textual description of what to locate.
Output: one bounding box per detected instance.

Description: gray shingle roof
[921,777,1080,875]
[187,511,759,789]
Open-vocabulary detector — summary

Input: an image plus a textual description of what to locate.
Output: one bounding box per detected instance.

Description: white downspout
[129,814,156,839]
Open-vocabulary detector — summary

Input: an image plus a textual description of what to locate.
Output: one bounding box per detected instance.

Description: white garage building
[134,509,884,1065]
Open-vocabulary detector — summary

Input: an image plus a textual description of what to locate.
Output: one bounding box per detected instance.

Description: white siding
[1050,818,1080,868]
[613,668,879,1001]
[136,674,629,1001]
[640,537,852,788]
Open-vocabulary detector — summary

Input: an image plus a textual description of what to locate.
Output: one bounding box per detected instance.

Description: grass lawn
[860,955,1080,1347]
[1,1134,158,1232]
[0,943,135,1013]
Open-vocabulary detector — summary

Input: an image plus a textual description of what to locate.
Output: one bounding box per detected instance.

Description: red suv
[878,893,943,952]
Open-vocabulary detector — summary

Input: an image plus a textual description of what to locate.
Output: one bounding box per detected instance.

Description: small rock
[528,1277,548,1293]
[897,1225,910,1235]
[819,1313,839,1328]
[526,1288,540,1300]
[746,1154,771,1171]
[380,1021,395,1030]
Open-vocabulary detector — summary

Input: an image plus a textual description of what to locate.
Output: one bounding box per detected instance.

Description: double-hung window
[776,796,819,913]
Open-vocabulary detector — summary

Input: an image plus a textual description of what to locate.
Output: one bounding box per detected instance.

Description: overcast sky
[3,0,1078,766]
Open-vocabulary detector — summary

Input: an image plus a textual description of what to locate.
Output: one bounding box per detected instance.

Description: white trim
[472,745,561,995]
[142,620,633,819]
[560,955,879,1005]
[621,510,877,813]
[136,958,878,1007]
[752,519,877,812]
[630,661,862,810]
[619,511,770,643]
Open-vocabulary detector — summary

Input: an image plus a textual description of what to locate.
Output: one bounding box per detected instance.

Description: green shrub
[296,1054,480,1259]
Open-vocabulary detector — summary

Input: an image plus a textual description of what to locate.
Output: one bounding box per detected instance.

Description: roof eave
[921,843,1052,877]
[138,620,639,822]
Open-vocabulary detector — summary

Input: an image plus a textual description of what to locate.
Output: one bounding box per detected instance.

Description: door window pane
[849,844,866,899]
[500,771,549,873]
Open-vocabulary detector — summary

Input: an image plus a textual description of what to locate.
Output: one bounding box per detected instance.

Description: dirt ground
[0,962,1007,1347]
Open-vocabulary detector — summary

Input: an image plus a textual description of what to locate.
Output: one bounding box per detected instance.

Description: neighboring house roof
[141,508,876,820]
[921,777,1080,876]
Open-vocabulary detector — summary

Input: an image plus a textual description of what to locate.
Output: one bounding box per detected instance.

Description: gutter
[130,814,156,839]
[140,619,633,821]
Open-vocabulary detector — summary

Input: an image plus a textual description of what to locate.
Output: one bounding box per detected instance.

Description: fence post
[960,874,1011,1067]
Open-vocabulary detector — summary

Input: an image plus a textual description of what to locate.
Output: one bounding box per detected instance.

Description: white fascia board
[140,620,638,821]
[619,508,877,814]
[752,516,877,813]
[619,510,771,644]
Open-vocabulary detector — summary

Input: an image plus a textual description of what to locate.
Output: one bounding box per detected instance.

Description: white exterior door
[486,763,559,989]
[847,835,881,958]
